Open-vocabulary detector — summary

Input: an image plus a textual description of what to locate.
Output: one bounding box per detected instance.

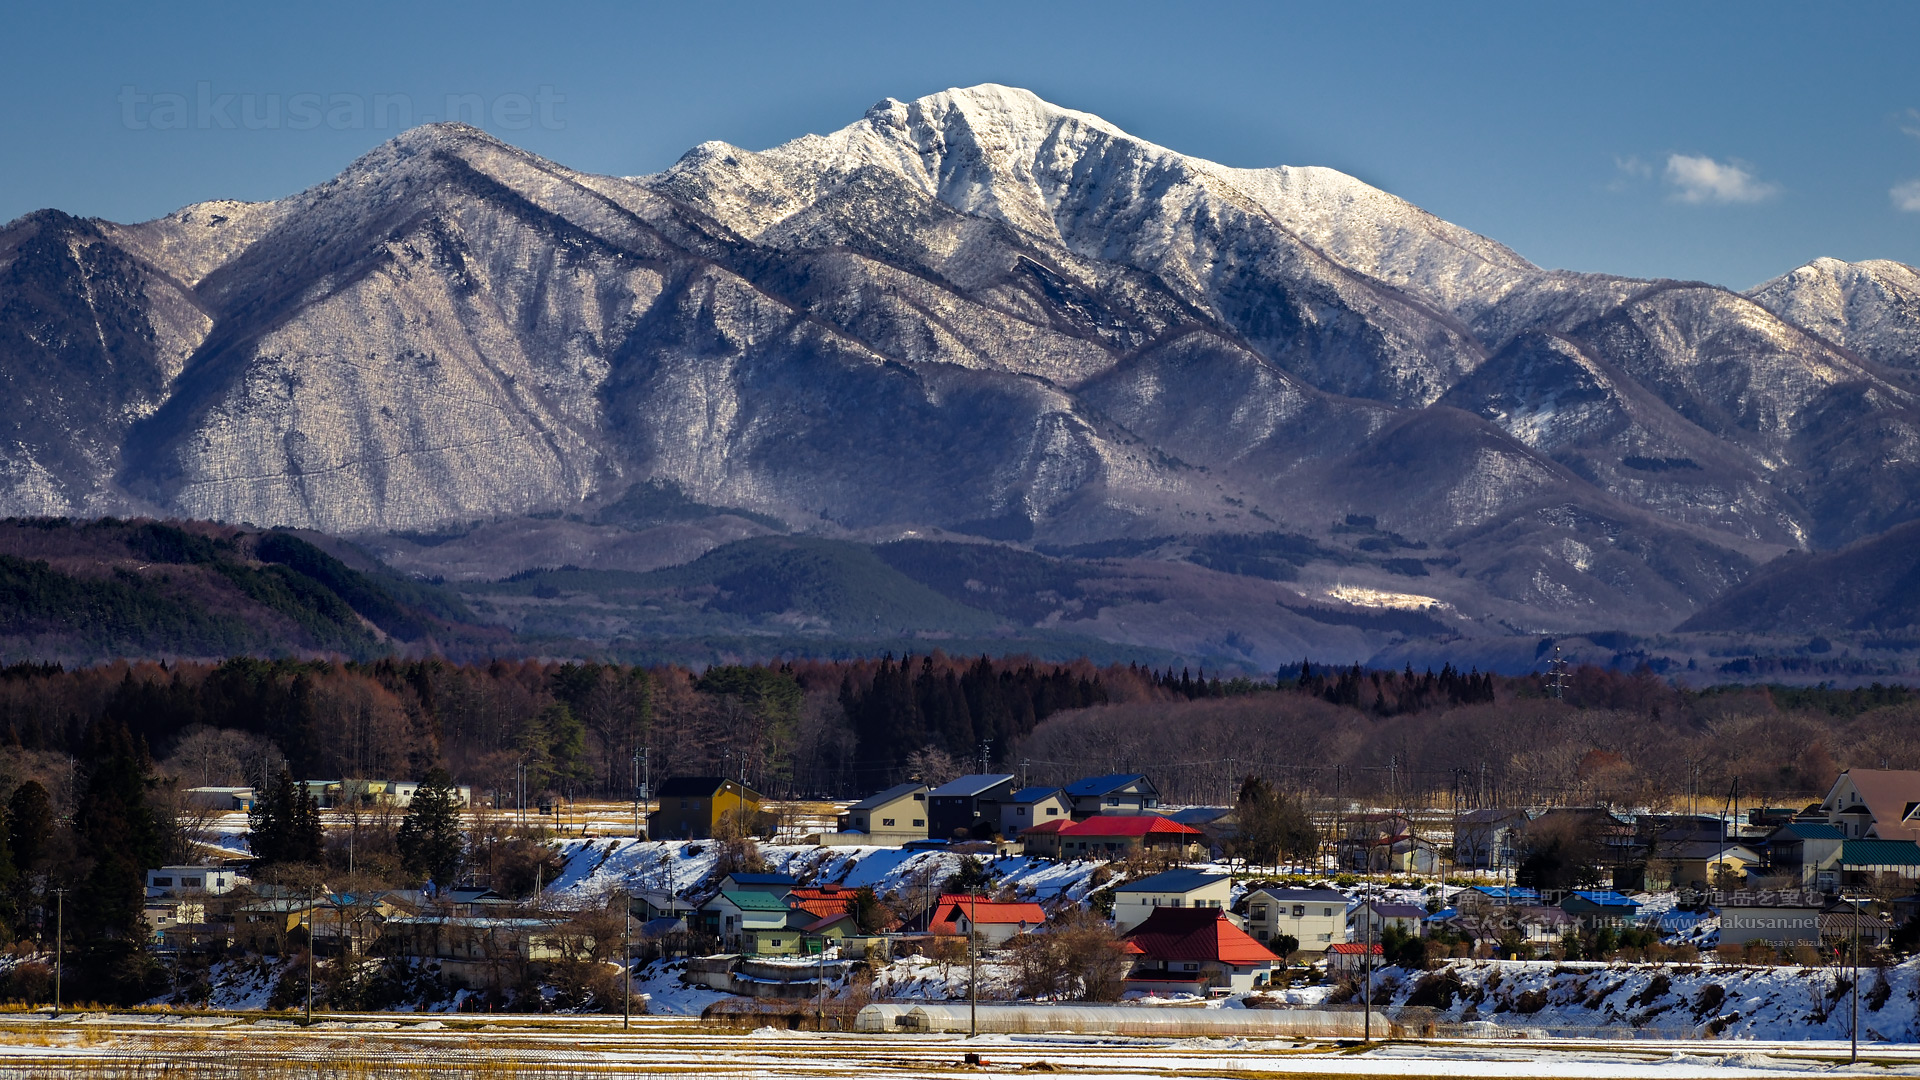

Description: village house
[1839,838,1920,885]
[145,866,241,896]
[1820,900,1892,949]
[928,894,1046,946]
[785,884,861,923]
[1111,869,1232,932]
[1560,890,1640,929]
[1336,814,1439,874]
[718,872,799,896]
[378,915,581,986]
[1821,769,1920,843]
[1058,815,1205,860]
[1013,818,1070,859]
[1000,786,1071,837]
[703,890,798,954]
[1719,895,1824,948]
[834,783,929,846]
[1240,886,1347,956]
[647,777,765,840]
[1326,941,1383,975]
[183,787,255,813]
[1452,809,1529,871]
[1121,908,1277,995]
[928,774,1019,840]
[1657,842,1762,891]
[1061,774,1161,819]
[1763,822,1846,890]
[1352,900,1427,940]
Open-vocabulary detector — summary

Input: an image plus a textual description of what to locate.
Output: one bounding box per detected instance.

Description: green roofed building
[1840,839,1920,886]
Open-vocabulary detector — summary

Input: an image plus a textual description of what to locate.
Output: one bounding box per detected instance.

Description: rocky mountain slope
[4,84,1920,650]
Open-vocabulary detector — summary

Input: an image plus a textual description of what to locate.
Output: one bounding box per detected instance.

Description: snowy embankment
[1379,957,1920,1042]
[544,839,1113,908]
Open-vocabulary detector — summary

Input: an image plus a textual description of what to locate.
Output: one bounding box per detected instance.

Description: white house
[146,866,240,896]
[834,783,930,846]
[1111,869,1233,932]
[1242,887,1348,956]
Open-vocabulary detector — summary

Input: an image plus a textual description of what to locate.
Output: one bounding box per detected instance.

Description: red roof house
[1326,941,1384,974]
[1015,817,1073,858]
[929,894,1047,946]
[786,885,860,921]
[1058,815,1205,859]
[1122,907,1279,994]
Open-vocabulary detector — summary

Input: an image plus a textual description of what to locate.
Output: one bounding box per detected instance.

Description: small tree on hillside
[397,769,466,887]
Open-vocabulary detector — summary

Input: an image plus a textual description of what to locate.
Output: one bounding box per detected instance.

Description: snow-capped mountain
[4,84,1919,636]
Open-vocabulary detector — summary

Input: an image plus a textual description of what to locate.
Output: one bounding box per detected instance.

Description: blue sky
[4,1,1918,289]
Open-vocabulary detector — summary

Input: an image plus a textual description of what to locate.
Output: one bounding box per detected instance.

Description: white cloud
[1614,154,1653,179]
[1664,154,1780,204]
[1894,180,1920,213]
[1901,108,1920,141]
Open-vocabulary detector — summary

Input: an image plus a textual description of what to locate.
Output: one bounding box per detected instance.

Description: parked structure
[1839,838,1920,884]
[1111,869,1232,932]
[1561,890,1640,929]
[146,866,241,896]
[1326,941,1383,974]
[183,787,255,812]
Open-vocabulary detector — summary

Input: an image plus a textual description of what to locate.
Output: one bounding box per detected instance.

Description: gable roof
[802,911,858,933]
[929,774,1017,797]
[1770,822,1845,841]
[1017,818,1072,836]
[1123,908,1275,965]
[1008,786,1063,803]
[656,776,761,799]
[1165,806,1234,825]
[931,896,1046,927]
[1362,902,1429,920]
[713,890,790,912]
[1467,886,1540,902]
[848,783,927,811]
[722,872,798,887]
[1328,942,1384,955]
[1567,890,1639,909]
[1063,773,1153,797]
[1841,838,1920,867]
[1246,887,1348,903]
[1062,815,1201,838]
[1666,842,1761,861]
[786,885,859,919]
[1827,769,1920,838]
[1113,868,1230,894]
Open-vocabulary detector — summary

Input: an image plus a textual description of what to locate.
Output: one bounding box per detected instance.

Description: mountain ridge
[4,84,1920,658]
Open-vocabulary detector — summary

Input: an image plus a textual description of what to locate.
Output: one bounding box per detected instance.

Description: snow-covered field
[0,1014,1908,1079]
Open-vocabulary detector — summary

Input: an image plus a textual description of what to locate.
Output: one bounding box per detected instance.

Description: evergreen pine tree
[7,781,52,879]
[71,719,169,1000]
[397,768,466,887]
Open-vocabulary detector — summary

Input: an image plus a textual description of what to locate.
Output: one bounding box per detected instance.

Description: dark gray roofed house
[1061,773,1160,819]
[928,774,1018,840]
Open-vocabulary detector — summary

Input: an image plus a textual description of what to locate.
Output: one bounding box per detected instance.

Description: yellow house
[1659,842,1761,891]
[648,777,765,840]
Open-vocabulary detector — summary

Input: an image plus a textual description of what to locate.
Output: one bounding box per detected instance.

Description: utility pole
[623,889,633,1031]
[304,887,316,1026]
[51,887,66,1017]
[1848,907,1861,1063]
[979,740,991,777]
[967,883,983,1037]
[1363,875,1373,1042]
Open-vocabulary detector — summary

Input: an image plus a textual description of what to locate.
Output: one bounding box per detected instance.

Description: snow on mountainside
[4,84,1920,646]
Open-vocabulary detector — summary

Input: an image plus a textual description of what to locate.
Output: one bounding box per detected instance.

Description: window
[1323,907,1334,917]
[1251,904,1268,920]
[1292,905,1305,917]
[1046,806,1058,815]
[913,793,925,801]
[913,819,924,827]
[1318,933,1332,941]
[183,877,202,887]
[679,799,689,809]
[1106,797,1121,806]
[1170,899,1183,907]
[770,939,783,947]
[1017,807,1027,816]
[154,877,173,887]
[881,817,895,827]
[1183,962,1199,971]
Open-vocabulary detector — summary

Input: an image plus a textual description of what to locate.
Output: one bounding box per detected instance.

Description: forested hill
[0,518,506,663]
